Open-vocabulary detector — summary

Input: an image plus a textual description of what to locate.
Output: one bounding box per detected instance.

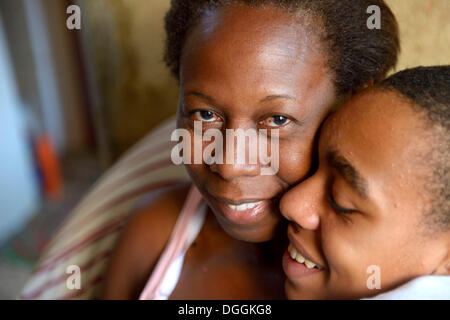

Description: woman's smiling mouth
[213,197,273,226]
[225,201,263,211]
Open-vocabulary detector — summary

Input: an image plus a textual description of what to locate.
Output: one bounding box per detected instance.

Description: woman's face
[177,4,336,242]
[280,90,449,299]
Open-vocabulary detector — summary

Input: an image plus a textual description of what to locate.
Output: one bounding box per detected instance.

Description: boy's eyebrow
[327,149,369,199]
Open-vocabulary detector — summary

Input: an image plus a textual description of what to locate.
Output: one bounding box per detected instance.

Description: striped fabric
[20,117,190,300]
[139,186,205,300]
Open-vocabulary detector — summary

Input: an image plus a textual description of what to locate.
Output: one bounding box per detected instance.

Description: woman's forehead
[179,6,331,105]
[180,4,324,76]
[191,3,319,44]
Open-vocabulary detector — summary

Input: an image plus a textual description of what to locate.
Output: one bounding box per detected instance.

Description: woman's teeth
[226,201,262,211]
[288,243,323,270]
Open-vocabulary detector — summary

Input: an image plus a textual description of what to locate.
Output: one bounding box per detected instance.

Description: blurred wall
[0,14,39,244]
[386,0,450,70]
[0,0,90,154]
[78,0,450,161]
[77,0,179,162]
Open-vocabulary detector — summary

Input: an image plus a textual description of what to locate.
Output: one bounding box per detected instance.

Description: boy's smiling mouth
[288,243,324,270]
[283,234,325,280]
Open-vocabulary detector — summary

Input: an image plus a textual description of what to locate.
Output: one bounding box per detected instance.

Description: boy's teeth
[287,242,320,269]
[304,260,316,268]
[295,254,305,264]
[288,243,297,259]
[227,201,262,211]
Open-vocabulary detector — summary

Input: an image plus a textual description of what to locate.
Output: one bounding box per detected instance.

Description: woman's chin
[216,213,279,243]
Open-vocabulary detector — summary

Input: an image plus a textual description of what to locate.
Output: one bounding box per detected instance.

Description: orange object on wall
[34,134,63,200]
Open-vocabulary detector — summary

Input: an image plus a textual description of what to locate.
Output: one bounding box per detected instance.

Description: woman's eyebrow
[327,149,369,199]
[185,92,296,103]
[260,94,296,103]
[184,91,216,103]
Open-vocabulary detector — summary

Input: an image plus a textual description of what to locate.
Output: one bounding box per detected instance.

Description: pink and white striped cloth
[20,117,190,300]
[139,185,206,300]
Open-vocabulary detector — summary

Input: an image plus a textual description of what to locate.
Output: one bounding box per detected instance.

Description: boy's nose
[280,176,321,230]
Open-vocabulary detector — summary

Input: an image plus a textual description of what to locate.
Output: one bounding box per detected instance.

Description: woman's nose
[280,176,322,230]
[209,126,261,181]
[210,162,260,181]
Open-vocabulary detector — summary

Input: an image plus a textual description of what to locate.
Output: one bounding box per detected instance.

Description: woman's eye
[327,195,356,215]
[192,110,220,122]
[260,115,291,127]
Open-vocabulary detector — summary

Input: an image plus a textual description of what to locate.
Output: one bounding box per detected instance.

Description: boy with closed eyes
[281,66,450,299]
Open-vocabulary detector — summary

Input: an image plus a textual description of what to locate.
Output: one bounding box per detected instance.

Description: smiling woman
[100,0,400,300]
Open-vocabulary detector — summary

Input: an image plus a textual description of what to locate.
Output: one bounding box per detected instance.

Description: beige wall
[78,0,178,159]
[387,0,450,71]
[79,0,450,159]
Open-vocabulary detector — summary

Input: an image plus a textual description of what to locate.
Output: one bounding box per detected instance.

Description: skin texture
[280,89,450,299]
[101,4,336,299]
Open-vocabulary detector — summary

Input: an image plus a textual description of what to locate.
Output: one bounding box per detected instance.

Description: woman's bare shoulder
[100,182,191,299]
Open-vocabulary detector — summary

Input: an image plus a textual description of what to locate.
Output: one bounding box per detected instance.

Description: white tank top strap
[139,185,206,300]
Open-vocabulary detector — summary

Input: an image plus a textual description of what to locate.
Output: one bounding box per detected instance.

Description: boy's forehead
[321,89,430,187]
[323,89,418,146]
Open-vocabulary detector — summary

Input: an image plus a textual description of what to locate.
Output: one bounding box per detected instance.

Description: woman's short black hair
[164,0,400,96]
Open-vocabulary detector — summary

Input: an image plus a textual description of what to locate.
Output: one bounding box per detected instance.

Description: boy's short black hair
[380,66,450,232]
[164,0,400,96]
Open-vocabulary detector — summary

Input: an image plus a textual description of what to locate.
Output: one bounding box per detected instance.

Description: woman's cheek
[277,141,312,184]
[184,163,207,188]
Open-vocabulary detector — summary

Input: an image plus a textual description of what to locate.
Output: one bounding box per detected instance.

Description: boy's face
[280,89,449,299]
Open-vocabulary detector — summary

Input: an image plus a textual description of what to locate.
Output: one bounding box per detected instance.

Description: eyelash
[190,110,221,123]
[327,195,355,215]
[188,109,293,128]
[259,115,292,128]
